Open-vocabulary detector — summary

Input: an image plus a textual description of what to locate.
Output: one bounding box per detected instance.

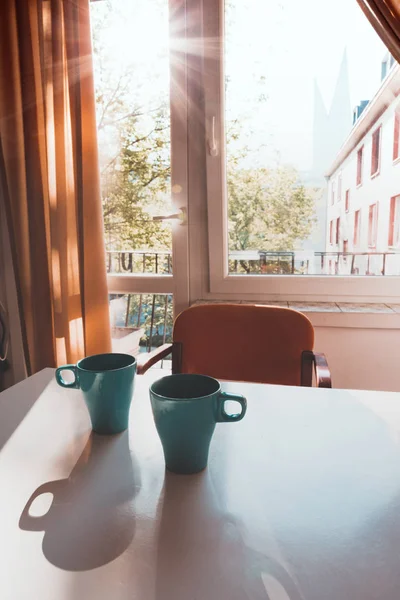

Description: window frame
[393,108,400,163]
[331,180,335,205]
[368,203,378,248]
[202,0,400,302]
[370,126,382,177]
[345,189,350,213]
[353,209,361,248]
[337,172,342,203]
[356,145,364,187]
[336,217,340,245]
[389,194,400,248]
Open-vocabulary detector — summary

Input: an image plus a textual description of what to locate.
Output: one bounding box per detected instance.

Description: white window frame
[202,0,400,302]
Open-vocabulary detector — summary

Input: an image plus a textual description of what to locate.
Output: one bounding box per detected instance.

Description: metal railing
[229,250,400,276]
[107,249,400,277]
[107,250,172,274]
[107,249,400,362]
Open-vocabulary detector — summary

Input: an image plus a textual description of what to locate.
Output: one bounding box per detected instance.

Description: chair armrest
[313,353,332,388]
[136,344,173,375]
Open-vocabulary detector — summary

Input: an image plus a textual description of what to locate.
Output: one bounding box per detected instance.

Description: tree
[91,0,172,254]
[227,165,317,253]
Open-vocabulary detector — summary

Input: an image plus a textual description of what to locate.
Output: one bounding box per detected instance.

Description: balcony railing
[107,250,172,274]
[107,249,400,363]
[107,250,400,277]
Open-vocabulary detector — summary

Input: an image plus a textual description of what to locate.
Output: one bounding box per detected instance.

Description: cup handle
[55,365,80,389]
[217,391,247,422]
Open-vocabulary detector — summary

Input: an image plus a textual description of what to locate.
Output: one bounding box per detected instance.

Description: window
[389,195,400,247]
[393,109,400,162]
[368,203,378,247]
[371,127,381,176]
[91,0,190,343]
[337,173,342,202]
[345,189,350,212]
[356,146,363,186]
[343,240,348,254]
[203,0,400,299]
[329,220,334,245]
[354,210,361,247]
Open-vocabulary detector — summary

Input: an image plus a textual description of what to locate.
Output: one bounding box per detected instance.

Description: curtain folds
[356,0,400,63]
[0,0,111,375]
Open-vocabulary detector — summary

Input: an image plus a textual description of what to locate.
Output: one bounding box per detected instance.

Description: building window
[368,203,378,247]
[329,220,334,245]
[393,109,400,162]
[371,127,381,176]
[331,180,335,205]
[337,172,342,202]
[336,217,340,245]
[356,146,363,186]
[343,240,348,254]
[345,189,350,212]
[354,210,361,247]
[389,195,400,247]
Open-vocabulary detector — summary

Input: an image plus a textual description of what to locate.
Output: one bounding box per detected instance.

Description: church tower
[311,49,352,182]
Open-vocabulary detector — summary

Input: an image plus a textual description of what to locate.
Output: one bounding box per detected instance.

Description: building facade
[325,56,400,276]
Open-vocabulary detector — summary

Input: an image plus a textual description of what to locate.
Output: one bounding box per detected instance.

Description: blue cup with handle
[149,373,247,474]
[55,353,136,434]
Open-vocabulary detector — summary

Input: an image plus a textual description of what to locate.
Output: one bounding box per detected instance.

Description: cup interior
[151,374,219,400]
[78,353,136,372]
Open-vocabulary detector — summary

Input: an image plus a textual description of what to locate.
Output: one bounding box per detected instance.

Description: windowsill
[193,300,400,328]
[356,182,362,189]
[370,170,380,179]
[393,156,400,166]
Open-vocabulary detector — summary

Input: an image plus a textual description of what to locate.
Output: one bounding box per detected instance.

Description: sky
[225,0,386,171]
[92,0,387,173]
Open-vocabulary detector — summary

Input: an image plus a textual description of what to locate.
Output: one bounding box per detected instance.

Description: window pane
[224,0,400,277]
[91,0,172,273]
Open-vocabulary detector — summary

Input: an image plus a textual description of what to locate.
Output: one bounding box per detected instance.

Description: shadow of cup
[19,431,140,571]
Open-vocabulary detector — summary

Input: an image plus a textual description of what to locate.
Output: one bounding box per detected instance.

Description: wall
[314,323,400,392]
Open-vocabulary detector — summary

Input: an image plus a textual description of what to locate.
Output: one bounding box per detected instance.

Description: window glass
[224,0,394,277]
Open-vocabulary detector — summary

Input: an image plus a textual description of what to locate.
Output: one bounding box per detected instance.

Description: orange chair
[137,303,331,387]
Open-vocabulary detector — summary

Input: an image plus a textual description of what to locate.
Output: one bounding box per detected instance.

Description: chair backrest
[173,304,314,386]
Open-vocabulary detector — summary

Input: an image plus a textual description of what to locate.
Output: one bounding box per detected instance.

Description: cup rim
[77,353,136,373]
[150,373,220,401]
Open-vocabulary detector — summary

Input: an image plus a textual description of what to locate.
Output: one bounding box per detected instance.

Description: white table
[1,369,400,600]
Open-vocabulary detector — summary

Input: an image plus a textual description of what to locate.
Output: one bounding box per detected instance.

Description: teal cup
[149,374,247,474]
[55,353,136,435]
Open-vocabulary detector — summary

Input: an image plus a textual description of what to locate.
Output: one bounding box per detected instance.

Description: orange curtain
[0,0,111,375]
[357,0,400,62]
